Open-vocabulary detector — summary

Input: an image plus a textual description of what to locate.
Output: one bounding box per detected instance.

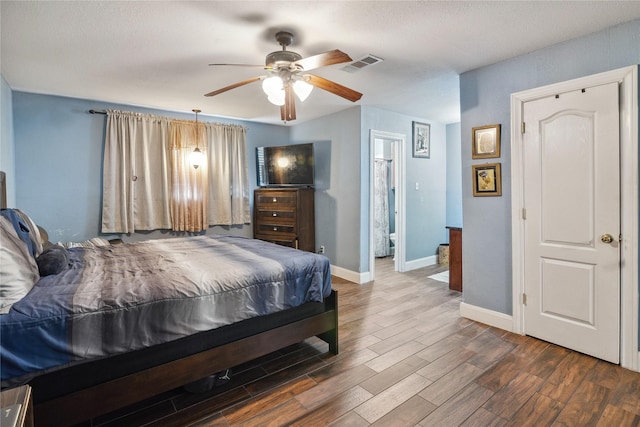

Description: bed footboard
[316,289,339,354]
[33,290,339,427]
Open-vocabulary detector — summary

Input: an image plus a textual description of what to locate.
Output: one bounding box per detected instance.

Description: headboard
[0,171,5,209]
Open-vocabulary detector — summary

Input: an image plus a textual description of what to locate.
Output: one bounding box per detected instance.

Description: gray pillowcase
[36,245,70,276]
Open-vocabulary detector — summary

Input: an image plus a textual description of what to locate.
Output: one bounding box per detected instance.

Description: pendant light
[190,109,204,169]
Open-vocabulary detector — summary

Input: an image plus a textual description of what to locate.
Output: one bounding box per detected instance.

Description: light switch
[415,182,419,190]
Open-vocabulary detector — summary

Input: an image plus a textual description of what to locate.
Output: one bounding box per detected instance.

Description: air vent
[341,54,384,73]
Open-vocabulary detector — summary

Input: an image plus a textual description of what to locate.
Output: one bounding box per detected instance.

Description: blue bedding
[0,235,331,385]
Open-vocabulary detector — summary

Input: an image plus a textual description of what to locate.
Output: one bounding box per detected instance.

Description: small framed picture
[412,121,430,158]
[472,163,502,197]
[472,124,501,159]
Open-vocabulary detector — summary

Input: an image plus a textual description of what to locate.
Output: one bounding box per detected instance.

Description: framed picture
[472,163,502,197]
[472,124,501,159]
[412,121,430,158]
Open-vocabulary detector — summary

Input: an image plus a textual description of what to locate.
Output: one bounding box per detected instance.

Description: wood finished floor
[86,257,640,427]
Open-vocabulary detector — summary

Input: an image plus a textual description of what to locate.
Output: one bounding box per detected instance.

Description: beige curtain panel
[206,123,251,226]
[102,110,172,233]
[169,120,208,232]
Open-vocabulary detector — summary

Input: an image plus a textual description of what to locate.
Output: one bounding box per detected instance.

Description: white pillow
[59,237,111,248]
[0,216,40,314]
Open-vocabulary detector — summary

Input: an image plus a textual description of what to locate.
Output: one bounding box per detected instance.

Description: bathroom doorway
[369,130,406,280]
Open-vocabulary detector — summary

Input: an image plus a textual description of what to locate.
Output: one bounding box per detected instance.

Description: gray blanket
[1,235,332,383]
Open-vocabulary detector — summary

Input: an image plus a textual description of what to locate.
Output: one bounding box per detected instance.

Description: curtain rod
[87,109,248,130]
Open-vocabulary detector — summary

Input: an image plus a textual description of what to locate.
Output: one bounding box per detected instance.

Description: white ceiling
[2,1,640,126]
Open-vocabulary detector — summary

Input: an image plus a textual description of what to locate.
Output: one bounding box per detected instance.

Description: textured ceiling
[2,1,640,125]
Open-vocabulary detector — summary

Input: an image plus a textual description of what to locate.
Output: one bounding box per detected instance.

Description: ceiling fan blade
[208,63,269,69]
[294,49,352,71]
[280,85,296,122]
[204,76,262,97]
[306,75,363,102]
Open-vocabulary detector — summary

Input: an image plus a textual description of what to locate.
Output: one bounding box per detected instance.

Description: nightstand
[1,385,33,427]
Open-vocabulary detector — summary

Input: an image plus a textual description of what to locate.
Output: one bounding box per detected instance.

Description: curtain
[169,120,208,232]
[102,110,249,233]
[102,110,171,233]
[374,159,390,257]
[206,123,251,225]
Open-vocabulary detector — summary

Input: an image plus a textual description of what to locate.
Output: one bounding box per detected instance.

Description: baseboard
[405,255,438,271]
[329,254,440,284]
[336,255,439,283]
[331,265,371,284]
[460,302,514,332]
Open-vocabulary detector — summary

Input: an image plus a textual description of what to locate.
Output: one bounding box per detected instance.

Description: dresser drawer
[255,208,296,222]
[256,223,296,235]
[254,235,297,249]
[255,192,297,206]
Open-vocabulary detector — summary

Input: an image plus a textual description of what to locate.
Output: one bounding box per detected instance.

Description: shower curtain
[374,159,390,257]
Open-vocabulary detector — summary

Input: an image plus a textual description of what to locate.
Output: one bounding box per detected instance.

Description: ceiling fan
[204,31,363,122]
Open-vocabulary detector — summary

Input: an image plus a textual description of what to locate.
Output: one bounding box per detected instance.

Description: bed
[0,208,338,427]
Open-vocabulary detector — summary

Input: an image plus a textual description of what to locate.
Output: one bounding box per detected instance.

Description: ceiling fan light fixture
[205,31,362,122]
[262,76,284,103]
[293,80,313,102]
[267,93,285,106]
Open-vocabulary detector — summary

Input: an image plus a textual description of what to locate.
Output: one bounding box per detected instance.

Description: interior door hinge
[521,122,526,134]
[522,293,527,305]
[522,208,526,220]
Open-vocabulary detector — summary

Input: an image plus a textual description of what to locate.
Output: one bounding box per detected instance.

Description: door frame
[369,129,406,279]
[510,66,639,370]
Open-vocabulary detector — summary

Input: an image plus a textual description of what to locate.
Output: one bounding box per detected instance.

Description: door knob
[601,234,614,244]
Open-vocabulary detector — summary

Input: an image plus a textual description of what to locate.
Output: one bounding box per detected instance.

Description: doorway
[369,130,406,280]
[511,66,639,370]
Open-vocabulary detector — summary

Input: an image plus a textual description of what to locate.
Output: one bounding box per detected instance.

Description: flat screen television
[257,143,315,187]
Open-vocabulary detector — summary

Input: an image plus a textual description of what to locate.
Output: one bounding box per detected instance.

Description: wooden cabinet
[447,226,462,292]
[0,385,34,427]
[254,188,315,252]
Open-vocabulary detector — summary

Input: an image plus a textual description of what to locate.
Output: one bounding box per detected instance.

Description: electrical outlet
[319,246,325,254]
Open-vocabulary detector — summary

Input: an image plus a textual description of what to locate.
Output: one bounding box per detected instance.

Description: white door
[523,82,620,363]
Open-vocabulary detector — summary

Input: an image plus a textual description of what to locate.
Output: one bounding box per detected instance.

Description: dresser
[253,188,315,252]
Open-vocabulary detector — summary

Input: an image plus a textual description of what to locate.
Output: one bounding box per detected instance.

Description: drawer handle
[273,227,278,231]
[272,198,277,202]
[273,212,277,217]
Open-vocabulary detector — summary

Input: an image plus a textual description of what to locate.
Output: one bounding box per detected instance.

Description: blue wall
[460,19,640,315]
[0,76,15,207]
[446,122,462,229]
[12,92,288,242]
[291,105,452,275]
[10,92,453,277]
[289,107,362,272]
[8,91,452,278]
[361,107,448,271]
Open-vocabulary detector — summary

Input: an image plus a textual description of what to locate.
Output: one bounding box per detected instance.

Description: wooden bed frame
[31,290,338,427]
[0,171,6,209]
